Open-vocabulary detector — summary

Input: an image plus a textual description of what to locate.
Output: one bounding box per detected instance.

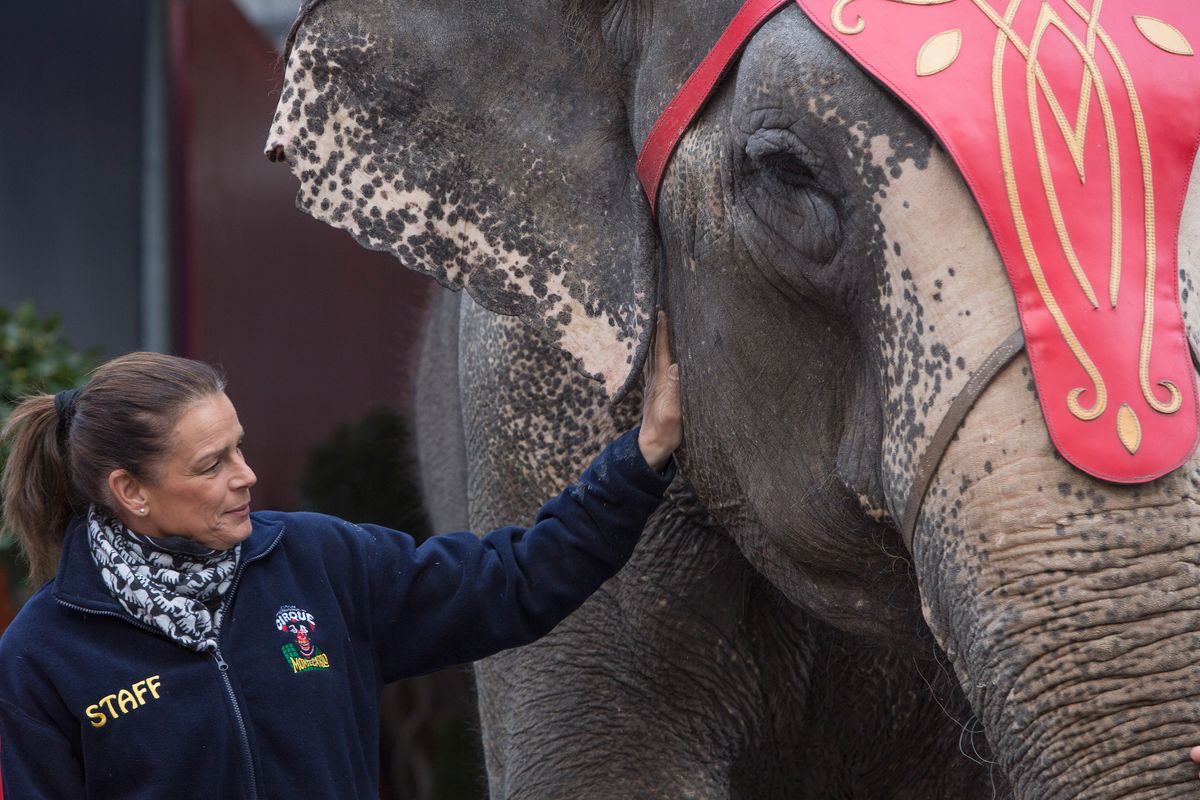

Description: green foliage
[0,302,100,429]
[299,407,431,541]
[0,302,100,595]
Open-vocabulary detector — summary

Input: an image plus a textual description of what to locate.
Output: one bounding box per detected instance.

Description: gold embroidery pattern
[988,0,1107,421]
[829,0,1194,447]
[833,0,866,34]
[1080,6,1186,415]
[1026,3,1116,311]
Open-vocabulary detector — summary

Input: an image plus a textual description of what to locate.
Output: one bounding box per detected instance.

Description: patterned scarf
[87,505,240,653]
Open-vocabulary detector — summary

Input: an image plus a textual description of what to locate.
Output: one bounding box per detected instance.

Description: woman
[0,313,682,798]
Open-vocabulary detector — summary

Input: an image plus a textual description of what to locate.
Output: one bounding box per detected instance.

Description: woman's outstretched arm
[361,310,683,680]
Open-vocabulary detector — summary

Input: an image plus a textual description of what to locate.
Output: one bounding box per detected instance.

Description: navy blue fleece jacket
[0,427,673,799]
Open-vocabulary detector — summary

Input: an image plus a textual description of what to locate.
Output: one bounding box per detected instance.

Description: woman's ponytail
[1,352,225,584]
[2,395,78,583]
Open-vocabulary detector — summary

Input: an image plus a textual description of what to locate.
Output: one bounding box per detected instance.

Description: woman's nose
[232,452,257,489]
[240,463,258,489]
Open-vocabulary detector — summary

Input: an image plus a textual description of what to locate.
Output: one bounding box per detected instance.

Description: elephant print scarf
[87,505,239,653]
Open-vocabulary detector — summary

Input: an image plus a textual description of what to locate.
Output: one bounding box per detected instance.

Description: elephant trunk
[916,454,1200,799]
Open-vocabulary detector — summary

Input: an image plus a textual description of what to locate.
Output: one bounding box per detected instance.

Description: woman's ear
[107,469,149,518]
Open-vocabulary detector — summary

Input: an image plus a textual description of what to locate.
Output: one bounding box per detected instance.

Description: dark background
[0,0,433,511]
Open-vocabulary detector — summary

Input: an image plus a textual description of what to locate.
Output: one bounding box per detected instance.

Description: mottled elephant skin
[267,1,1200,797]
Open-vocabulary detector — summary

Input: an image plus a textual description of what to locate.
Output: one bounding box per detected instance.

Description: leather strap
[900,329,1026,549]
[901,333,1200,548]
[635,0,791,215]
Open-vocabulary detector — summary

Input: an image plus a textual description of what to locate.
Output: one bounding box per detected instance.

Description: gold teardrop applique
[916,29,962,77]
[1133,16,1194,57]
[1117,403,1142,455]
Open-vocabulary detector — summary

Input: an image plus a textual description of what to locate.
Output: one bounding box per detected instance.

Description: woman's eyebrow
[192,445,227,467]
[193,430,245,466]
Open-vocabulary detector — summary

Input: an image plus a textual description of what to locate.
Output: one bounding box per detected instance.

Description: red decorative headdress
[792,1,1200,481]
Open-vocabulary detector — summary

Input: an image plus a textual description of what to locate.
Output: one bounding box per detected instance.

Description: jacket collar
[51,511,286,613]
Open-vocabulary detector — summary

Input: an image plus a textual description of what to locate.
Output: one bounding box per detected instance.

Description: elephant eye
[744,128,825,188]
[739,127,842,264]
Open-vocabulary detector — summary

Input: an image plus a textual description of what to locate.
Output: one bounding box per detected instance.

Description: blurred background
[0,1,481,796]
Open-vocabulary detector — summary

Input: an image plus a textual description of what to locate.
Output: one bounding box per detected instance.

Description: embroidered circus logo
[274,605,331,674]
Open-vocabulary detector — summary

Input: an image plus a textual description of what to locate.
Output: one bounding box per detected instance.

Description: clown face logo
[274,605,331,674]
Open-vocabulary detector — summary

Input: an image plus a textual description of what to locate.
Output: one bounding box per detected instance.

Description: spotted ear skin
[267,0,660,400]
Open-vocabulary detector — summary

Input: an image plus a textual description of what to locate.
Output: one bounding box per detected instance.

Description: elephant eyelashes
[740,127,842,264]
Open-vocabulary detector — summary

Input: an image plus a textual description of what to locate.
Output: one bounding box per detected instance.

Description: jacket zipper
[209,528,284,800]
[211,646,258,800]
[53,600,161,636]
[52,601,263,800]
[56,525,285,800]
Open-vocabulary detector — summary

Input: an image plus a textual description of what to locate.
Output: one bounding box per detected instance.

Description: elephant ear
[268,0,657,399]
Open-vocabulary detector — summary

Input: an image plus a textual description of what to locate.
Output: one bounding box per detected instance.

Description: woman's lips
[226,503,250,517]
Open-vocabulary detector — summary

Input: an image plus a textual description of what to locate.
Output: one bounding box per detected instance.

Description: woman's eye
[204,461,221,474]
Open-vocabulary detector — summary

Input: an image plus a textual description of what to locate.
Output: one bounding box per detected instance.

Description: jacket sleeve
[0,698,86,798]
[364,426,674,681]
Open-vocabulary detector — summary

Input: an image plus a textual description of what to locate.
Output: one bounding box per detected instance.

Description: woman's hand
[638,310,682,472]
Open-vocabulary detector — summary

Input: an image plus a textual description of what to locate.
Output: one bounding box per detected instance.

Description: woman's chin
[202,518,253,550]
[227,520,254,547]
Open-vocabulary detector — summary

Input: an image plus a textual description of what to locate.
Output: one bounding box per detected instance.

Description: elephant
[265,1,1200,797]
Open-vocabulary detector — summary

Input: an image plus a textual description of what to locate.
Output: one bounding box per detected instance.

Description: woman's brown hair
[1,352,225,582]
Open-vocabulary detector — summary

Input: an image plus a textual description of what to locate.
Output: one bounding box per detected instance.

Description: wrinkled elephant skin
[267,1,1200,797]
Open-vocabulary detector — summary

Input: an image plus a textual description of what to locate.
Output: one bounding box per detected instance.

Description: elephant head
[268,1,1200,796]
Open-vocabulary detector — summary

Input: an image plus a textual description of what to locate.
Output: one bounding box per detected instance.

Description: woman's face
[133,392,258,550]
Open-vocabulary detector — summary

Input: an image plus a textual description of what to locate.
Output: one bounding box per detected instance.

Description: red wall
[173,0,432,511]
